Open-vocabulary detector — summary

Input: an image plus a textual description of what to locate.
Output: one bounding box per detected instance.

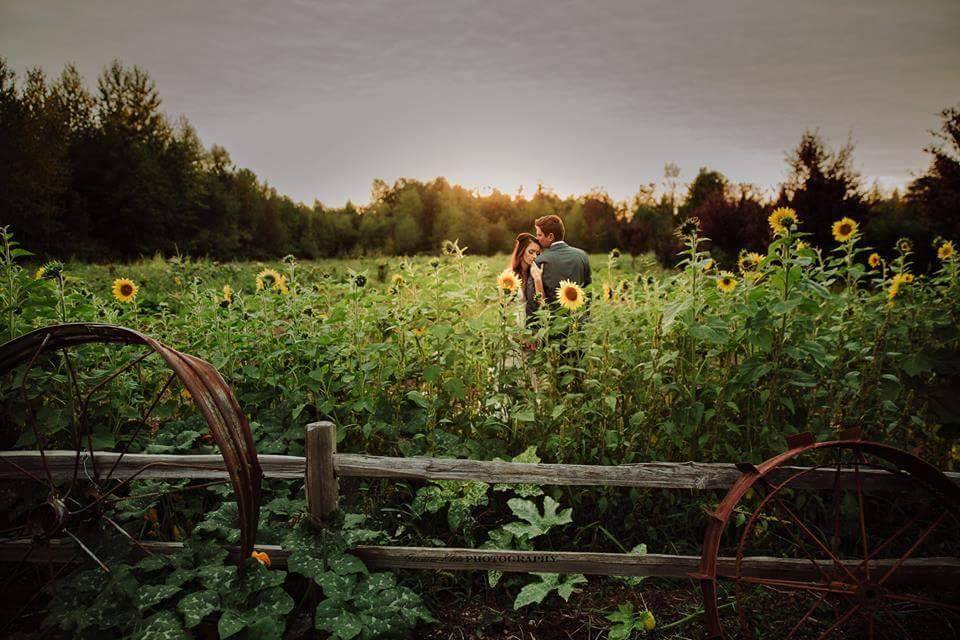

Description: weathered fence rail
[2,421,959,582]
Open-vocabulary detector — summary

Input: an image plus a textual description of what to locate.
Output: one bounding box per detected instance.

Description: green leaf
[140,611,185,640]
[329,554,368,576]
[503,496,573,540]
[218,609,248,639]
[317,607,363,639]
[288,550,325,580]
[137,584,181,611]
[178,590,220,628]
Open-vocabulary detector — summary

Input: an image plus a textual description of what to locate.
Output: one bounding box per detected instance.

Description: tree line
[1,58,957,268]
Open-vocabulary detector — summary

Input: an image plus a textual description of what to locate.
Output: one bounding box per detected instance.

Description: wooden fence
[2,421,959,582]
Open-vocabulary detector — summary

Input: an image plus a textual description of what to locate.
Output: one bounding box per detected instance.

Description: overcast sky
[3,0,959,206]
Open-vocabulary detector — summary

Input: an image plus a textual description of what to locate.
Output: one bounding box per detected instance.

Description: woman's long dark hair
[510,232,540,289]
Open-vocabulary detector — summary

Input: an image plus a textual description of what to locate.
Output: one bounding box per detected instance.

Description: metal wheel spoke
[816,604,860,640]
[853,450,871,581]
[20,333,55,490]
[103,478,229,504]
[104,371,177,483]
[878,512,947,585]
[62,529,109,572]
[736,575,851,596]
[884,592,960,613]
[785,590,831,640]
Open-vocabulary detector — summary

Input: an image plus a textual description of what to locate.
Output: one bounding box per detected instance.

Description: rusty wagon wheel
[0,323,263,630]
[698,431,960,639]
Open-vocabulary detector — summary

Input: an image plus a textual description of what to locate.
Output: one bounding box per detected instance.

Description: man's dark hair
[535,214,565,241]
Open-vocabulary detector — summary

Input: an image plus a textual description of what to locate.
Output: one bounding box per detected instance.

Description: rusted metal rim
[0,322,263,559]
[697,435,960,639]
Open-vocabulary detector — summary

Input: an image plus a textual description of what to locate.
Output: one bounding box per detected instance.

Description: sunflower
[868,253,881,269]
[222,284,233,304]
[888,272,913,301]
[897,238,913,253]
[832,217,858,243]
[497,269,520,293]
[902,273,914,284]
[795,240,808,251]
[180,388,192,401]
[737,251,763,273]
[411,326,427,337]
[938,241,955,261]
[602,282,614,302]
[277,275,290,295]
[112,278,138,303]
[702,258,715,271]
[556,280,586,310]
[34,266,45,280]
[256,268,282,292]
[717,272,738,293]
[768,207,798,234]
[354,275,366,288]
[678,217,700,237]
[391,273,405,286]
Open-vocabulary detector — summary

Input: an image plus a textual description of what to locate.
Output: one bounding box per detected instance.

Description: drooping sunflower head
[717,271,738,293]
[256,268,282,292]
[868,253,881,269]
[34,266,46,280]
[391,273,405,286]
[39,260,64,280]
[609,248,621,259]
[112,278,138,303]
[702,258,715,272]
[429,258,441,268]
[602,282,614,302]
[222,284,233,302]
[678,217,700,238]
[938,241,955,261]
[896,237,913,254]
[768,207,798,235]
[354,275,366,289]
[556,280,586,311]
[832,217,858,243]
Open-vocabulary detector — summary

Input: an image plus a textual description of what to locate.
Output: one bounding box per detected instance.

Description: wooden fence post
[305,421,338,524]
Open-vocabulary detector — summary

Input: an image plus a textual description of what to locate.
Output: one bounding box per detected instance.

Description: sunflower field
[1,215,959,638]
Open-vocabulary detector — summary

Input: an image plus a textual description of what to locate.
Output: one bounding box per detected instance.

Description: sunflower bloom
[256,268,282,292]
[768,207,798,234]
[602,282,614,302]
[556,280,585,310]
[832,217,858,243]
[277,275,290,295]
[391,273,405,285]
[222,284,233,303]
[868,253,881,269]
[717,272,737,293]
[795,240,808,251]
[34,266,45,280]
[737,251,762,273]
[702,258,715,272]
[497,269,520,293]
[251,551,271,567]
[888,272,913,301]
[938,241,955,261]
[112,278,138,303]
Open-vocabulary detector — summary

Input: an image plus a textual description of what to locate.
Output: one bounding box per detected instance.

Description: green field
[2,225,959,638]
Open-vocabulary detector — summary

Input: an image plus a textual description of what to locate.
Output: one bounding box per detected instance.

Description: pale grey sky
[3,0,958,206]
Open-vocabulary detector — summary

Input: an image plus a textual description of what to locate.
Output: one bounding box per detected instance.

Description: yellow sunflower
[938,241,955,261]
[556,280,585,310]
[222,284,233,303]
[702,258,715,271]
[391,273,405,286]
[795,240,808,251]
[112,278,138,303]
[34,266,45,280]
[602,282,614,302]
[277,274,290,295]
[256,268,282,292]
[717,272,738,293]
[832,217,858,243]
[497,269,520,293]
[737,251,762,273]
[868,253,881,269]
[768,207,798,234]
[888,272,913,301]
[902,273,914,284]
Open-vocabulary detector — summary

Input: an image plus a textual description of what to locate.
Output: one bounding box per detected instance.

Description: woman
[509,232,544,324]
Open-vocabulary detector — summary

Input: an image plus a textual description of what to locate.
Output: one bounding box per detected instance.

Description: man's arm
[539,256,561,303]
[582,251,592,288]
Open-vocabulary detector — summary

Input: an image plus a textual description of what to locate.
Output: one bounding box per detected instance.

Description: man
[529,214,591,314]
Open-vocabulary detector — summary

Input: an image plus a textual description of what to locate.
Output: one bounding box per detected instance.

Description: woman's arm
[530,263,546,299]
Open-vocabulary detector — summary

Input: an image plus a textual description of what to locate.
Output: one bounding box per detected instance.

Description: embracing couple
[509,214,592,326]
